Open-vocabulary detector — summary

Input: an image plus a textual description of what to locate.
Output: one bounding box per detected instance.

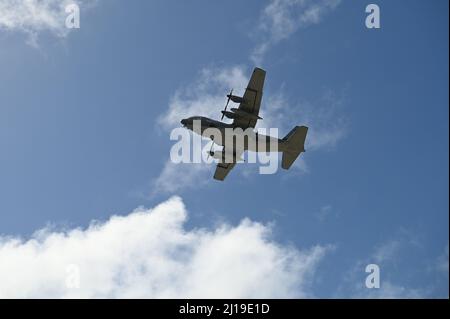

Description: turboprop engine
[226,94,245,104]
[209,150,224,160]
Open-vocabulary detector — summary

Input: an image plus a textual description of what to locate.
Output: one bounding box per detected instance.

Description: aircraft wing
[233,67,266,129]
[213,162,236,181]
[213,148,244,181]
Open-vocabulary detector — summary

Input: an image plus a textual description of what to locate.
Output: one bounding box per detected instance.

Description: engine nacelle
[209,151,223,160]
[227,94,245,103]
[221,110,239,120]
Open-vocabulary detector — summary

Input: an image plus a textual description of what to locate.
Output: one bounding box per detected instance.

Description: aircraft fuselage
[180,116,287,153]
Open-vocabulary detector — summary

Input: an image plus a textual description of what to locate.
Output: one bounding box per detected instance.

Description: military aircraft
[180,67,308,181]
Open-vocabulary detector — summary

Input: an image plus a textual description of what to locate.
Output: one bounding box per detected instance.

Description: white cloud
[436,243,449,276]
[251,0,341,64]
[0,196,330,298]
[152,161,211,195]
[0,0,96,46]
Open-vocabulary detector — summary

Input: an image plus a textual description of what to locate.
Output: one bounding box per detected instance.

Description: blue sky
[0,0,448,298]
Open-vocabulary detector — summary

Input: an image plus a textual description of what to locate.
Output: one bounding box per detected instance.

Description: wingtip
[253,67,266,74]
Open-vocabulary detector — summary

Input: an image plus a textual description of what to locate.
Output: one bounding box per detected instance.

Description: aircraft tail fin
[281,126,308,170]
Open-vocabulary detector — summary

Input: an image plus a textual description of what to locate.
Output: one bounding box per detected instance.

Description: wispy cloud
[337,230,450,298]
[338,260,427,298]
[260,87,348,151]
[0,197,331,298]
[435,243,449,276]
[352,237,426,298]
[352,281,426,299]
[250,0,341,64]
[315,205,333,222]
[152,161,211,195]
[0,0,97,46]
[372,239,402,265]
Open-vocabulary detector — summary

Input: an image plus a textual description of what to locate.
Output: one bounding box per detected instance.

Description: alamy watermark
[65,3,80,29]
[365,4,381,29]
[365,263,381,289]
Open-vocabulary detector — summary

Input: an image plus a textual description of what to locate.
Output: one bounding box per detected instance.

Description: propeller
[221,89,233,120]
[207,141,215,160]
